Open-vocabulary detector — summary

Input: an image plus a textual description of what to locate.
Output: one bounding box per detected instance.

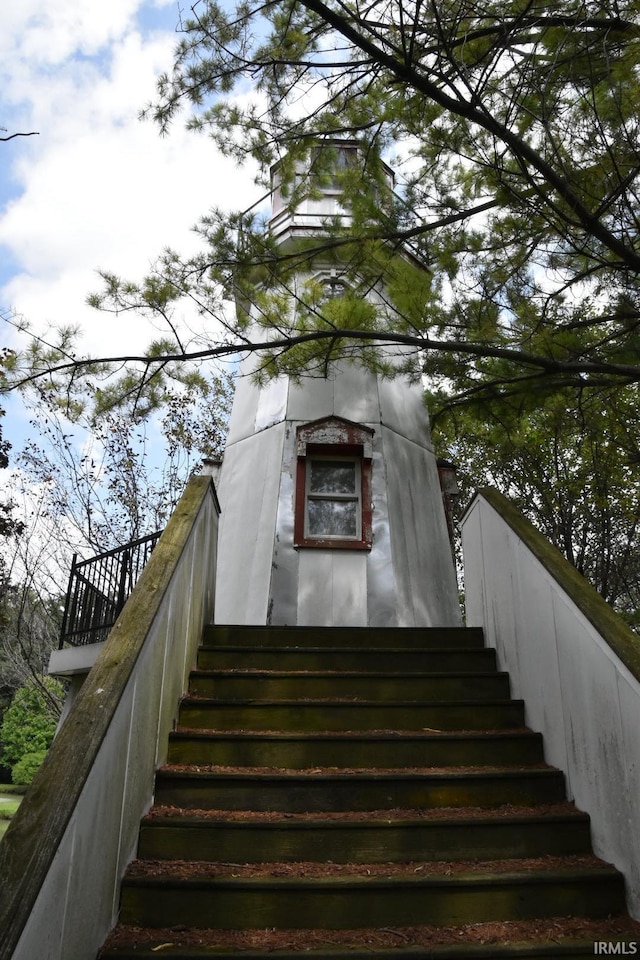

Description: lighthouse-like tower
[214,144,461,627]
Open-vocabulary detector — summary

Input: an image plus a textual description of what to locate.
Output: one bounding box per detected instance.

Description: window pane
[309,461,356,495]
[308,499,357,537]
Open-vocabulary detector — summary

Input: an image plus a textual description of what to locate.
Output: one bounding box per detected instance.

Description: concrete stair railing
[461,487,640,921]
[0,476,220,960]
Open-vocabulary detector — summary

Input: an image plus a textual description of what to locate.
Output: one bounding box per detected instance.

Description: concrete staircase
[98,625,637,958]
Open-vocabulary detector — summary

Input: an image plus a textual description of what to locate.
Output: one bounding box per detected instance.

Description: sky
[0,0,264,452]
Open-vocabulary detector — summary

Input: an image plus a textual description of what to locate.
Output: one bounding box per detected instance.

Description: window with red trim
[294,418,373,550]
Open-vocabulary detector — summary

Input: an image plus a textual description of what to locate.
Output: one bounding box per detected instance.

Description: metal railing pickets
[59,531,163,648]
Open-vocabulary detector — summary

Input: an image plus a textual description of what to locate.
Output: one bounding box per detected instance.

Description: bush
[11,749,49,786]
[0,678,62,785]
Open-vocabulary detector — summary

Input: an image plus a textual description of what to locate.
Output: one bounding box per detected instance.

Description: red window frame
[294,441,372,550]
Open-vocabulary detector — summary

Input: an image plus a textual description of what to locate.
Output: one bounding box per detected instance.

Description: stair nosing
[141,812,590,828]
[157,768,561,782]
[169,730,539,741]
[189,670,509,679]
[180,698,523,706]
[121,865,622,890]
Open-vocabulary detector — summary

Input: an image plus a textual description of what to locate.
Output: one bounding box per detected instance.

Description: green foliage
[434,385,640,627]
[5,0,640,414]
[0,678,63,784]
[89,0,637,417]
[10,751,47,787]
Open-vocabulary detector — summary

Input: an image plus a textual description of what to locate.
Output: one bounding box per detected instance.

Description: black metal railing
[59,531,163,648]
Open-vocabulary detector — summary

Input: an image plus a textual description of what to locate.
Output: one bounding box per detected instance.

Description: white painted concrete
[48,643,104,676]
[460,491,640,918]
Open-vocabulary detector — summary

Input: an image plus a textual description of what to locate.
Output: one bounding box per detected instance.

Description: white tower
[215,144,461,627]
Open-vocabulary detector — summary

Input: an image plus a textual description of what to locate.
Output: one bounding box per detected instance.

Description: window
[294,417,373,550]
[306,457,361,540]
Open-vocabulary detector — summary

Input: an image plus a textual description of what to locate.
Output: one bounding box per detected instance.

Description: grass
[0,788,25,837]
[0,799,22,819]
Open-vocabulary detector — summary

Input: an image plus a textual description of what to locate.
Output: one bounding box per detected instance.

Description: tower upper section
[268,140,395,247]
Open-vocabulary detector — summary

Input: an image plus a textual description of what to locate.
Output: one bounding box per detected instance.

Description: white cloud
[0,0,139,72]
[0,2,263,361]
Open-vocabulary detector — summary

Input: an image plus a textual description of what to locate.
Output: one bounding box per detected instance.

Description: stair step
[98,939,639,960]
[197,646,498,672]
[97,623,635,960]
[99,914,640,960]
[202,625,486,650]
[154,768,566,812]
[167,729,545,767]
[177,698,525,731]
[138,811,593,863]
[119,863,625,930]
[188,671,511,701]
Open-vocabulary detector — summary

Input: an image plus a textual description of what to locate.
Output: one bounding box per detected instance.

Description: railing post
[116,547,130,617]
[59,554,78,650]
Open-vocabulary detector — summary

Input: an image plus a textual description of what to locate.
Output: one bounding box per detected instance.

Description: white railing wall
[460,488,640,919]
[0,475,220,960]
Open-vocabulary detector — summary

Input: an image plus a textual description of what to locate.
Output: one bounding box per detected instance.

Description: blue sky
[0,0,261,452]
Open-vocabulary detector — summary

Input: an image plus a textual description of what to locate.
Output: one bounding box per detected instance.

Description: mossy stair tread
[199,645,495,654]
[202,626,487,650]
[196,647,499,672]
[97,947,630,960]
[167,728,545,767]
[177,699,526,732]
[188,671,510,697]
[189,671,509,688]
[157,766,558,779]
[138,809,593,862]
[142,811,590,829]
[98,941,636,960]
[122,865,621,890]
[100,916,640,959]
[154,767,567,810]
[180,697,522,707]
[100,948,608,960]
[118,860,626,928]
[190,669,507,677]
[170,730,540,742]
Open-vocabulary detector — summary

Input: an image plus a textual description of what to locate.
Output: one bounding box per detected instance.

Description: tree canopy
[5,0,640,421]
[3,0,640,619]
[438,382,640,625]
